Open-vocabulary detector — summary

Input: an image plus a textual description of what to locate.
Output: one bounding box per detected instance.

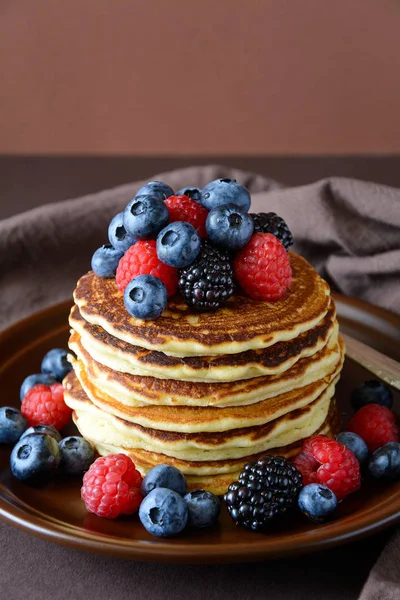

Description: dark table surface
[1,154,399,599]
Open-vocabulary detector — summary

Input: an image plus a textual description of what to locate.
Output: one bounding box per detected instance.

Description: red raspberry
[234,233,292,301]
[116,240,178,296]
[81,454,143,519]
[347,404,399,452]
[165,195,208,237]
[293,435,361,500]
[21,383,72,430]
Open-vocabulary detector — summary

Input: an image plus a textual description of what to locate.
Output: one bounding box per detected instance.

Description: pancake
[69,301,338,382]
[64,371,337,461]
[74,253,331,357]
[67,238,344,496]
[89,401,339,495]
[69,329,343,408]
[69,343,344,432]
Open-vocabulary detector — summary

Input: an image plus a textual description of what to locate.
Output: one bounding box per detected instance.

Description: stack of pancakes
[64,253,344,494]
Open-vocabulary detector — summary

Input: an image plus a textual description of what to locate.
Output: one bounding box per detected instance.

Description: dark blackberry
[178,240,234,312]
[251,212,293,250]
[224,455,303,532]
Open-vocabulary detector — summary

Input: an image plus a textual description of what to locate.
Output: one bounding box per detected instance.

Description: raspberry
[347,404,399,453]
[21,383,72,430]
[116,240,178,296]
[293,435,361,501]
[81,454,143,519]
[234,233,292,301]
[165,195,208,237]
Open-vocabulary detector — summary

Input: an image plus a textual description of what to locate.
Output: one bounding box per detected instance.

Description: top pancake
[74,253,331,357]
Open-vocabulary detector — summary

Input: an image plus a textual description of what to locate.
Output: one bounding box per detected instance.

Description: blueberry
[20,373,57,401]
[59,436,96,475]
[176,187,202,203]
[351,380,393,411]
[368,442,400,479]
[200,179,251,212]
[183,490,220,528]
[41,348,72,382]
[336,432,369,465]
[141,464,187,497]
[108,212,136,253]
[156,222,201,268]
[21,425,62,443]
[10,433,60,483]
[91,244,124,278]
[298,484,338,523]
[135,181,174,202]
[139,487,188,537]
[123,195,169,240]
[124,275,167,321]
[0,407,28,444]
[206,203,254,252]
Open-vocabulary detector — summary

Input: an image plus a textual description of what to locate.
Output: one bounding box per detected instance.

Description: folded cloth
[0,165,399,599]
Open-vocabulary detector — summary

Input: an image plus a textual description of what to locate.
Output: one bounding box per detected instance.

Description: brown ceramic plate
[0,295,399,563]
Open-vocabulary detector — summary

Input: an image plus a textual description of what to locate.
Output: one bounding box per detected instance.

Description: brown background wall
[1,0,399,155]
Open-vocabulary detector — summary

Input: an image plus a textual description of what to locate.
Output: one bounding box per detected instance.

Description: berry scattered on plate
[21,383,72,431]
[298,484,337,523]
[21,424,62,443]
[81,454,143,519]
[335,431,369,465]
[351,380,394,411]
[11,433,60,483]
[293,435,361,501]
[0,407,28,444]
[184,490,220,529]
[20,373,57,401]
[368,442,400,480]
[59,436,96,475]
[347,404,399,452]
[141,464,187,497]
[41,348,72,382]
[224,455,303,532]
[139,488,188,537]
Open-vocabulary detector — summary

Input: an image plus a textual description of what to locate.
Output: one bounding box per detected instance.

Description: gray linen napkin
[0,166,399,599]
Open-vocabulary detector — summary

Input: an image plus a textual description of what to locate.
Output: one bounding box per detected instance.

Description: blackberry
[178,241,234,312]
[224,455,303,532]
[251,212,293,250]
